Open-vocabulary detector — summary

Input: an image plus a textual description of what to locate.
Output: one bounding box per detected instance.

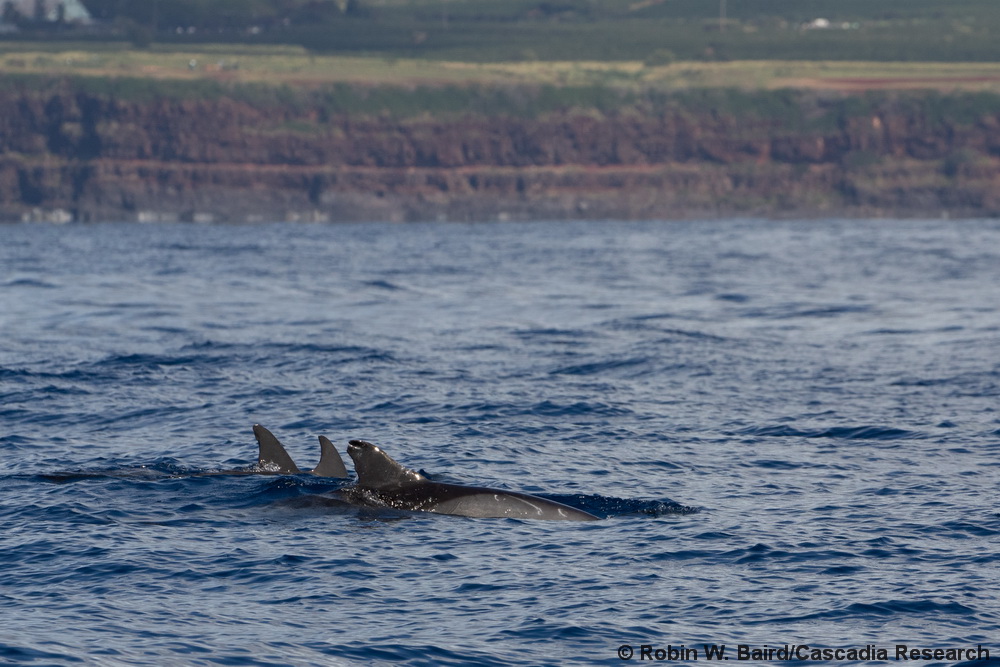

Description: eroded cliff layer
[1,80,998,222]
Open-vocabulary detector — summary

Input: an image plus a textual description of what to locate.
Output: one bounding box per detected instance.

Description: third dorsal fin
[313,436,349,478]
[252,424,301,474]
[346,439,425,489]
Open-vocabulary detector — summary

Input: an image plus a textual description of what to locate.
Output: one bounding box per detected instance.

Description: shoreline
[4,158,997,224]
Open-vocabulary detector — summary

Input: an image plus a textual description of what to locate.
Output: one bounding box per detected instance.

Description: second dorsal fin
[313,436,349,478]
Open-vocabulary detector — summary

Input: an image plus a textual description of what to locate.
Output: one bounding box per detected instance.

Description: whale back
[347,440,425,489]
[383,482,600,520]
[314,436,349,478]
[426,487,600,521]
[252,424,301,474]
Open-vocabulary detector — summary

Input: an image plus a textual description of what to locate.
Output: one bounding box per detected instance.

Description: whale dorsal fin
[252,424,301,473]
[347,440,425,489]
[313,436,349,478]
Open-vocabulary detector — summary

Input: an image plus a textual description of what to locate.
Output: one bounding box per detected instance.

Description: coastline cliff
[2,79,998,222]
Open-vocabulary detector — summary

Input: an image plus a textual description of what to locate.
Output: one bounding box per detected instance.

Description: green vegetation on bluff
[4,0,1000,62]
[5,69,999,135]
[4,46,1000,96]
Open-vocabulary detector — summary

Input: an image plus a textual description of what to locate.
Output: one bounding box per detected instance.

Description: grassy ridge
[3,46,1000,94]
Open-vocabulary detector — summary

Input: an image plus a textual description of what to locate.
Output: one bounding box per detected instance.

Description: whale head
[347,439,425,489]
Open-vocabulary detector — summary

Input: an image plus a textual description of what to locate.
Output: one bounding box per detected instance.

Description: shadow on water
[27,463,697,521]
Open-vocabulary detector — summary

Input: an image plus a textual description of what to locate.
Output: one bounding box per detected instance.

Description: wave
[362,398,632,420]
[550,357,650,377]
[0,366,97,382]
[2,278,58,289]
[740,303,875,320]
[750,599,978,625]
[359,279,408,291]
[525,400,632,418]
[0,644,80,663]
[734,424,924,441]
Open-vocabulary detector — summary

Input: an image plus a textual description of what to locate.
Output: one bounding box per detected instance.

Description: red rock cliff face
[1,87,998,222]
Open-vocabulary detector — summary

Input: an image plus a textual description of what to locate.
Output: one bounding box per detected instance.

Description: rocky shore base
[7,158,998,223]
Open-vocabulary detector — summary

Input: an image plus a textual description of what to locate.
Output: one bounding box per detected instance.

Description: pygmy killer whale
[250,424,348,477]
[344,439,600,521]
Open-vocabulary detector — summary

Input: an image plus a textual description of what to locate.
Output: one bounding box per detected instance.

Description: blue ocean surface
[1,219,998,666]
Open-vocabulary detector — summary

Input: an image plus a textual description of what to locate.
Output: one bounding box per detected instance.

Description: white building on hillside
[2,0,92,23]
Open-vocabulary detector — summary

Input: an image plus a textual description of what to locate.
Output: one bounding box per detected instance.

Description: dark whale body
[344,439,599,521]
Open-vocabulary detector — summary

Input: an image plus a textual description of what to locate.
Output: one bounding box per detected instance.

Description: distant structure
[1,0,92,24]
[802,18,860,31]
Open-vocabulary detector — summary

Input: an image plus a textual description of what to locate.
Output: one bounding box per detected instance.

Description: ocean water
[1,218,998,666]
